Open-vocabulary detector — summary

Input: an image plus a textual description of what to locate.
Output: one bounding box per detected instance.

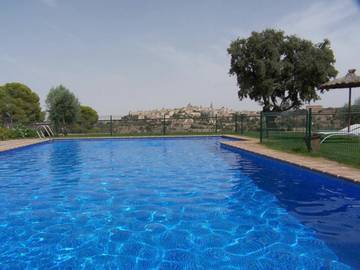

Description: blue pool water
[0,137,359,269]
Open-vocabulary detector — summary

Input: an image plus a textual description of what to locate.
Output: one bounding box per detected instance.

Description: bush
[0,127,10,140]
[0,125,37,140]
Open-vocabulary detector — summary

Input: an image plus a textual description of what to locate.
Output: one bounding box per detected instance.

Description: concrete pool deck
[222,135,360,183]
[0,138,50,152]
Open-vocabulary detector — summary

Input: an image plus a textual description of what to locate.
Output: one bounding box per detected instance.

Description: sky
[0,0,360,116]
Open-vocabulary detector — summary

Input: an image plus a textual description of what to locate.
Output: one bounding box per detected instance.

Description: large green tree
[0,82,42,126]
[228,29,338,112]
[78,105,99,131]
[46,85,80,133]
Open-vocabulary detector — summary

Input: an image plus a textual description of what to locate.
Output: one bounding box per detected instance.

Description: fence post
[240,114,244,135]
[215,115,218,133]
[307,108,312,152]
[110,115,113,136]
[348,87,352,133]
[265,113,269,138]
[260,111,263,143]
[234,113,238,133]
[162,114,166,135]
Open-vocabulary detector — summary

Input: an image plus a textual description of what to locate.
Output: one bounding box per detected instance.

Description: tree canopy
[228,29,338,112]
[0,82,42,126]
[46,85,80,133]
[78,105,99,131]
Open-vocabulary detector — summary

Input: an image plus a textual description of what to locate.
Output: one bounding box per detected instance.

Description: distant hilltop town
[96,103,262,134]
[96,104,343,135]
[104,104,338,121]
[127,103,260,119]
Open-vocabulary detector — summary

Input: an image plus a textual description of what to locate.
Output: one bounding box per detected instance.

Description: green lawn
[261,133,360,169]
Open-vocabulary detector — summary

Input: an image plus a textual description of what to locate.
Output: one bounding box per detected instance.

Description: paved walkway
[0,138,50,152]
[222,135,360,183]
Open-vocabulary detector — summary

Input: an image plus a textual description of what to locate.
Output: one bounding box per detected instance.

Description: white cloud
[0,54,17,65]
[3,0,359,114]
[274,0,360,107]
[276,0,357,38]
[275,0,360,72]
[115,42,236,112]
[39,0,57,8]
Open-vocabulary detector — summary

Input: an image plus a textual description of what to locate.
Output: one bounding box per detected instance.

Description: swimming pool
[0,137,359,269]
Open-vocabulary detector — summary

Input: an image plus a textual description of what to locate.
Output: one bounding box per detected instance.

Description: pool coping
[221,135,360,184]
[0,138,51,153]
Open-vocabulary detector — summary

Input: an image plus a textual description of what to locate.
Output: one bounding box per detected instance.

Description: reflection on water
[222,145,360,269]
[49,140,82,184]
[0,138,357,269]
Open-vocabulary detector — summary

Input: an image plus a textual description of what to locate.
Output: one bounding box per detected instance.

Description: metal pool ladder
[35,124,55,138]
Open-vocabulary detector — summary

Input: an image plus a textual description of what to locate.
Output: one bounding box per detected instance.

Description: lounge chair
[317,124,360,144]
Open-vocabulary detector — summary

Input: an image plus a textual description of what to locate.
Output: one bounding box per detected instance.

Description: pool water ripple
[0,137,358,269]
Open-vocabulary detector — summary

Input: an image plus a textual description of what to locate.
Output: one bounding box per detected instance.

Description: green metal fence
[260,110,308,151]
[51,109,360,168]
[311,110,360,167]
[260,109,360,168]
[68,114,261,136]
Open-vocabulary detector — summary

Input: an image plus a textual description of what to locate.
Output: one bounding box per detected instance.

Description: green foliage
[349,97,360,114]
[339,97,360,125]
[77,105,99,131]
[46,85,80,133]
[0,127,9,140]
[0,82,42,126]
[9,125,37,138]
[262,134,360,169]
[228,29,338,112]
[355,97,360,106]
[0,125,37,140]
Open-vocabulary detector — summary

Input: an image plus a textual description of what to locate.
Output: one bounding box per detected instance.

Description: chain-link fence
[260,109,360,168]
[67,114,261,137]
[260,110,308,152]
[31,109,359,168]
[311,110,360,167]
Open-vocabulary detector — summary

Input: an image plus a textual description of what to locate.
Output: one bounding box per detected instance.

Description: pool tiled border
[221,135,360,183]
[0,138,51,153]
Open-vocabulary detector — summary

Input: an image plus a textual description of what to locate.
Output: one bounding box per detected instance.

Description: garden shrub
[0,125,37,140]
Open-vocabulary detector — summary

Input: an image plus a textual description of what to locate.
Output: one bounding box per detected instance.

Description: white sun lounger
[317,124,360,144]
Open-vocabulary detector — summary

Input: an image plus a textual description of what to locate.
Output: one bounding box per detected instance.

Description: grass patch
[260,133,360,169]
